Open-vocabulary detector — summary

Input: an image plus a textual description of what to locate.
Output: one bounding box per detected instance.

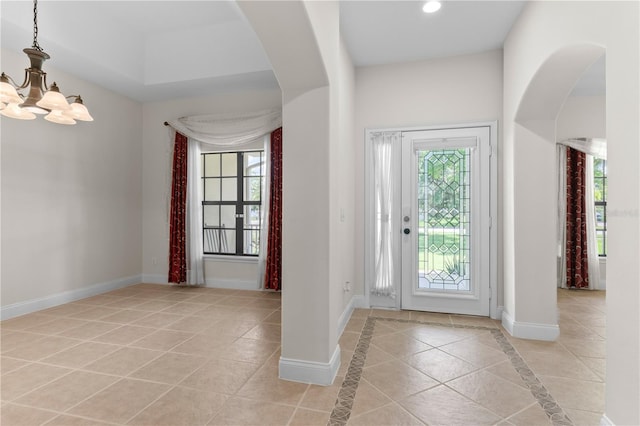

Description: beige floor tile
[484,360,529,389]
[299,376,343,412]
[1,331,44,353]
[57,321,120,340]
[263,310,282,324]
[69,306,122,321]
[236,364,309,405]
[219,337,280,364]
[450,314,500,328]
[564,408,603,425]
[242,323,281,342]
[165,316,214,333]
[99,309,152,324]
[370,332,432,358]
[83,346,162,376]
[447,369,536,418]
[363,344,395,368]
[337,349,354,377]
[339,331,362,351]
[289,408,330,426]
[400,385,502,425]
[40,303,92,317]
[403,325,478,347]
[44,414,113,425]
[92,325,155,345]
[362,359,439,400]
[409,310,453,324]
[1,363,71,401]
[348,402,424,425]
[24,317,88,335]
[40,341,120,368]
[230,308,274,322]
[523,350,601,381]
[538,375,605,413]
[130,352,207,384]
[579,356,606,380]
[68,378,171,423]
[181,357,261,395]
[1,357,30,375]
[128,385,226,426]
[16,370,118,411]
[133,299,180,312]
[344,316,367,333]
[3,335,82,361]
[170,334,237,357]
[405,348,478,383]
[131,311,184,328]
[208,397,295,426]
[160,302,209,315]
[351,308,372,318]
[199,319,259,338]
[350,378,393,417]
[129,329,194,351]
[560,337,606,359]
[506,403,552,425]
[370,309,412,320]
[439,338,508,367]
[1,314,58,330]
[105,297,148,309]
[0,402,58,426]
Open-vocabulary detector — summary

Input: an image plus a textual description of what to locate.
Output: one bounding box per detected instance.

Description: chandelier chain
[32,0,42,51]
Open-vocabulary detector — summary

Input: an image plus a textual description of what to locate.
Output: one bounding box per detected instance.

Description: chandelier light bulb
[44,109,76,125]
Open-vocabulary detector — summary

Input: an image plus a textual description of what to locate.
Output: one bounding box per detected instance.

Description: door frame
[364,121,499,319]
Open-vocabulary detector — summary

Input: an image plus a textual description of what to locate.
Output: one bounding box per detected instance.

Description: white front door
[400,127,492,316]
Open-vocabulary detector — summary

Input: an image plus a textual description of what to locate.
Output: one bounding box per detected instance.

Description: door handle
[403,228,411,235]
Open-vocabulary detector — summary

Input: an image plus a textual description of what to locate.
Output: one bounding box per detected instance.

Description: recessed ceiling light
[423,1,442,13]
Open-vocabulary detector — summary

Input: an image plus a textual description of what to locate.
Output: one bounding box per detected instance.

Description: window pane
[245,152,263,176]
[204,154,220,177]
[221,178,237,201]
[595,205,605,229]
[243,229,260,255]
[204,178,220,201]
[203,205,220,228]
[244,177,262,201]
[244,205,261,228]
[220,205,236,229]
[221,230,236,254]
[221,153,237,176]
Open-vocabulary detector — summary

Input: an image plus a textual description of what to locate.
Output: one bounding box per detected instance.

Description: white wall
[503,1,639,423]
[354,50,504,306]
[141,90,282,287]
[1,48,142,317]
[556,95,606,141]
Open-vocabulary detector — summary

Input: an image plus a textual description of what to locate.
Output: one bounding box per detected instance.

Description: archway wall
[503,1,639,424]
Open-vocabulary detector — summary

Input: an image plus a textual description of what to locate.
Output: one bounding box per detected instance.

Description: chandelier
[0,0,93,124]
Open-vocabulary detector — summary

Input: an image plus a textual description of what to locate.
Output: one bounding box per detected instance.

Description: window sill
[203,255,259,264]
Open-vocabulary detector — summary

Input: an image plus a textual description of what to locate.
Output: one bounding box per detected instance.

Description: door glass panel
[417,148,471,292]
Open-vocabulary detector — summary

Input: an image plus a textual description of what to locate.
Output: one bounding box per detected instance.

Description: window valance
[167,108,282,147]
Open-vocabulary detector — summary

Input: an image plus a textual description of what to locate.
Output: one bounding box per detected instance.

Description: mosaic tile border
[328,316,573,426]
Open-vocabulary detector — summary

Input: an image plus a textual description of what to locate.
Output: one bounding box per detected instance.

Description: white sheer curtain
[186,139,204,285]
[167,109,282,289]
[557,138,606,289]
[257,134,272,288]
[371,131,400,298]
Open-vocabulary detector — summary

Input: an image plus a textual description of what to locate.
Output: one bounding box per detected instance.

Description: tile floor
[0,285,605,425]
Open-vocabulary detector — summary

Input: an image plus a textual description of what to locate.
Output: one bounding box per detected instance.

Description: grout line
[328,316,576,426]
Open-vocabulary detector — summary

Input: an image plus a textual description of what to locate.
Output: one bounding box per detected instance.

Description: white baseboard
[600,413,614,426]
[0,274,142,320]
[141,274,168,285]
[493,305,504,321]
[279,344,341,386]
[337,296,356,337]
[501,310,560,341]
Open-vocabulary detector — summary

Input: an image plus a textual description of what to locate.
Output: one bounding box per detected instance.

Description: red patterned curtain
[565,147,589,288]
[168,132,188,284]
[264,127,283,290]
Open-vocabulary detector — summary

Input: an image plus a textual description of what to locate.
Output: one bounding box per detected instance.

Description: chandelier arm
[41,71,49,91]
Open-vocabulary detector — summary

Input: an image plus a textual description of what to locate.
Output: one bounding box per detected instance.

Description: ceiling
[0,1,604,103]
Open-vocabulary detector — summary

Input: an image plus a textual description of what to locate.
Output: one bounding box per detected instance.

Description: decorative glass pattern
[417,148,471,291]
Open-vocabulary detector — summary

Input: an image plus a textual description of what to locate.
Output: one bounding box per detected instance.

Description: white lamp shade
[0,102,5,110]
[0,103,36,120]
[64,101,94,121]
[0,81,23,104]
[44,109,76,125]
[37,87,70,111]
[423,1,442,13]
